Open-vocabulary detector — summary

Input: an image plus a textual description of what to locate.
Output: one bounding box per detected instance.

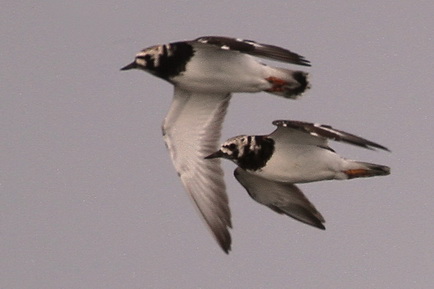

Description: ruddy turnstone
[206,120,390,230]
[121,36,311,253]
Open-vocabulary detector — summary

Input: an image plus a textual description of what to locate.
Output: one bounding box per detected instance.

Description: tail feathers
[264,68,310,99]
[344,161,390,179]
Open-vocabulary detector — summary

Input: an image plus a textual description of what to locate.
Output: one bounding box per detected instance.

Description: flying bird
[121,36,311,253]
[206,120,390,231]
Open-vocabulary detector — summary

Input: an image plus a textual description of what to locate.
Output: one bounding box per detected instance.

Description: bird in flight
[121,36,311,253]
[206,120,390,231]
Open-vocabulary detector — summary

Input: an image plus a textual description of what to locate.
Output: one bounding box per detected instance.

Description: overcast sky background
[2,1,433,288]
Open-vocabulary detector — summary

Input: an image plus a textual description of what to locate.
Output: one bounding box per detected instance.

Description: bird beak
[120,61,138,71]
[205,150,225,159]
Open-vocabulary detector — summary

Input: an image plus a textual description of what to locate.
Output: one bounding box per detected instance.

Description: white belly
[252,144,345,183]
[172,48,270,93]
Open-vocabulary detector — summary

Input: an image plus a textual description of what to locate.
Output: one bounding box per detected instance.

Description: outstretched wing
[195,36,311,66]
[234,168,325,229]
[162,87,232,253]
[271,120,390,151]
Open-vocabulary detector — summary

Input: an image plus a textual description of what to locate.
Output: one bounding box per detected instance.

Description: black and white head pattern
[209,135,275,171]
[121,42,194,80]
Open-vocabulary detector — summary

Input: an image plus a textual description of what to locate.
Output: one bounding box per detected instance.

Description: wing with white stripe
[271,120,390,151]
[162,87,232,253]
[195,36,311,66]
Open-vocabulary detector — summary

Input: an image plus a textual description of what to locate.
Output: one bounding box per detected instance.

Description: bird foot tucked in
[265,76,288,93]
[344,169,372,179]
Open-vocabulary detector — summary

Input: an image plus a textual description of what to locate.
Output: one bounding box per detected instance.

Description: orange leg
[343,169,370,179]
[265,76,287,92]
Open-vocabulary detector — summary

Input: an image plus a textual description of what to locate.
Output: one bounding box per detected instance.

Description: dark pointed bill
[120,61,138,71]
[204,150,224,159]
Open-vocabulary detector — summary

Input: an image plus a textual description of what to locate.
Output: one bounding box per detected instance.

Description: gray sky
[2,1,433,288]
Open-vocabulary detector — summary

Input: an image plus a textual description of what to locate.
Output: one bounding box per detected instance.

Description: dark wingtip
[376,165,391,176]
[379,145,391,153]
[222,245,231,254]
[215,230,232,254]
[297,57,311,67]
[120,61,137,71]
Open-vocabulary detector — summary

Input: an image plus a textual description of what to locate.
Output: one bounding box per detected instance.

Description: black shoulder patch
[155,42,194,79]
[237,136,275,171]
